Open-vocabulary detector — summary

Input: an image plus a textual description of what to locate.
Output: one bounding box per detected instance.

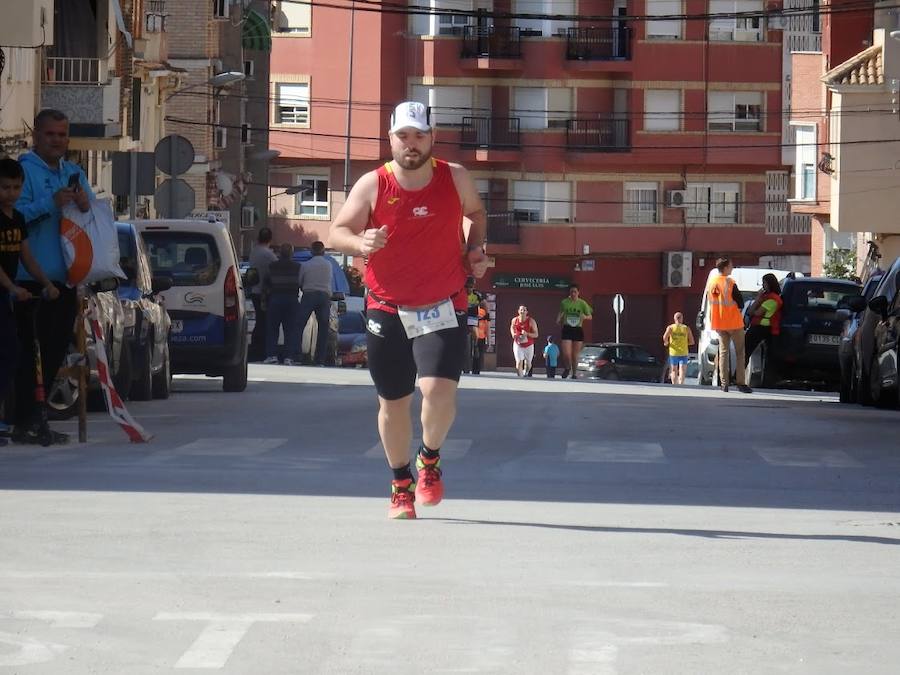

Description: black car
[838,272,883,403]
[759,277,862,388]
[336,310,367,367]
[852,257,900,406]
[576,343,662,382]
[866,262,900,408]
[116,222,173,400]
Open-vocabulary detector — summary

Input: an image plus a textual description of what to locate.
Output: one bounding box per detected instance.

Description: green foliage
[823,248,857,280]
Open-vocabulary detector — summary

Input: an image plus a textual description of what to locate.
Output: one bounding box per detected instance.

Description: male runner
[328,101,488,519]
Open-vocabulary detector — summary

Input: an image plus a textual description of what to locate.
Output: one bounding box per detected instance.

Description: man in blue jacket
[12,109,93,443]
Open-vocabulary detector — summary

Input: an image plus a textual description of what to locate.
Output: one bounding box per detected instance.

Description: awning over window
[242,9,272,52]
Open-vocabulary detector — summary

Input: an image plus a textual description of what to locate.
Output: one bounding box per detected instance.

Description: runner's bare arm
[509,317,518,338]
[688,327,696,346]
[528,318,539,338]
[662,325,672,346]
[450,163,488,278]
[327,172,382,256]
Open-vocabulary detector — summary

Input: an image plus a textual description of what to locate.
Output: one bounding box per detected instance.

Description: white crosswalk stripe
[754,447,864,468]
[364,438,472,460]
[138,437,287,463]
[566,441,666,463]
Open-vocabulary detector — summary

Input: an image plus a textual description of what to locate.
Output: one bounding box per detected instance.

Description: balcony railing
[147,0,167,11]
[486,211,520,244]
[461,25,523,59]
[566,25,631,60]
[460,117,521,148]
[43,57,108,84]
[566,118,630,151]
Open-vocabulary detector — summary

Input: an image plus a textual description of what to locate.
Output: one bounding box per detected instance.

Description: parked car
[136,219,250,392]
[851,257,900,406]
[336,310,367,367]
[754,277,862,389]
[866,265,900,408]
[838,272,883,403]
[576,343,662,382]
[116,222,173,400]
[47,279,130,419]
[660,353,699,383]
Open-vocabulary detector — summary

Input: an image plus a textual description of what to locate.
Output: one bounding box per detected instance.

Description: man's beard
[392,146,432,170]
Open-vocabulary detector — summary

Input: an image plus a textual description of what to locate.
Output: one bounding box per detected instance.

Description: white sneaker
[263,357,278,364]
[283,358,295,366]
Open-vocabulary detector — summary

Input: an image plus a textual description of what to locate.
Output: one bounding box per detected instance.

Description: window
[644,90,680,131]
[709,0,764,41]
[411,0,482,36]
[646,0,682,38]
[243,60,255,78]
[142,232,222,287]
[410,85,473,126]
[685,183,740,224]
[213,0,230,20]
[241,124,252,144]
[512,180,571,222]
[624,182,658,223]
[274,0,310,33]
[514,0,574,36]
[295,177,329,217]
[512,88,571,130]
[794,124,816,200]
[276,83,309,125]
[708,91,762,131]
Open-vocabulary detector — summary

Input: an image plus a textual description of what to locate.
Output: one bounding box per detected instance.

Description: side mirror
[242,267,260,289]
[847,295,867,313]
[151,276,173,294]
[868,295,889,318]
[836,308,851,322]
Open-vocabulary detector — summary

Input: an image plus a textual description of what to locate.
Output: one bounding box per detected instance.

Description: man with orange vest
[472,301,489,374]
[706,257,752,393]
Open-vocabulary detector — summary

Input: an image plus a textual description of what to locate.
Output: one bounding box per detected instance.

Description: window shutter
[708,91,734,130]
[646,0,681,37]
[547,88,572,128]
[645,90,680,131]
[545,181,572,221]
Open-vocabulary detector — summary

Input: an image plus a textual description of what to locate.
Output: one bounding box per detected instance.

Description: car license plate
[171,320,183,334]
[808,334,840,345]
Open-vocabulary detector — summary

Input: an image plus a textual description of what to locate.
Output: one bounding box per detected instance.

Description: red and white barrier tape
[86,297,152,443]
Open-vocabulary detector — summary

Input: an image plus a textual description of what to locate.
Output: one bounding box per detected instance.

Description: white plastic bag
[60,200,125,286]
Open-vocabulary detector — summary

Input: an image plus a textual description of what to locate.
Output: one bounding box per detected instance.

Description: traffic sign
[613,294,624,315]
[155,178,195,219]
[154,134,195,176]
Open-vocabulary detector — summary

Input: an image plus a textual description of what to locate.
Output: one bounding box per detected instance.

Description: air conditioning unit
[663,251,693,288]
[769,14,789,30]
[666,190,688,208]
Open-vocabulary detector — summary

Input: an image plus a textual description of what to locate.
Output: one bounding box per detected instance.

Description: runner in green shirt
[556,284,593,379]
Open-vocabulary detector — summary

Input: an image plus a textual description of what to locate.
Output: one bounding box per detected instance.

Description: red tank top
[365,158,467,314]
[513,316,534,348]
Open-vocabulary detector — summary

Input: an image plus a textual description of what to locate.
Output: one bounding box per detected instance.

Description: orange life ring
[60,216,94,286]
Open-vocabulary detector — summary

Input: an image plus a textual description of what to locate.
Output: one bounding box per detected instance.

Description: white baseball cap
[389,101,431,134]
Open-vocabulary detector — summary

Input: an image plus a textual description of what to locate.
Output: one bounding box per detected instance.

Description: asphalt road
[1,366,899,674]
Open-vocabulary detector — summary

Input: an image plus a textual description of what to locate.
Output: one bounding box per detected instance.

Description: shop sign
[492,274,571,290]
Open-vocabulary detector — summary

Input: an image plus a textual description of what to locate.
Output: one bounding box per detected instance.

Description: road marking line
[755,447,864,468]
[364,438,472,460]
[4,611,102,628]
[153,613,312,669]
[566,441,666,463]
[139,437,287,462]
[0,632,67,667]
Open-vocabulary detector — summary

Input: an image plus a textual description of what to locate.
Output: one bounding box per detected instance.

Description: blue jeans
[266,293,299,360]
[297,290,331,364]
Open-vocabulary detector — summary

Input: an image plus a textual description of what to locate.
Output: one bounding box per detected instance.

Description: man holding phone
[12,109,93,443]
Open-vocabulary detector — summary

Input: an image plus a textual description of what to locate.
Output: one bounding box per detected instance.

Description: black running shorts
[561,325,585,341]
[365,308,468,400]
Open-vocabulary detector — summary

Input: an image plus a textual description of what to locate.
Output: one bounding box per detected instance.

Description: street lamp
[165,71,246,101]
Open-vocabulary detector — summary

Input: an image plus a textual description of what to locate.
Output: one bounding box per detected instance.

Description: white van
[696,267,795,385]
[133,219,250,392]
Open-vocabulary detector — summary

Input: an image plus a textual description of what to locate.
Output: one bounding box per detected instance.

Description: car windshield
[339,312,366,334]
[116,230,137,282]
[789,283,860,311]
[579,346,609,360]
[142,232,222,286]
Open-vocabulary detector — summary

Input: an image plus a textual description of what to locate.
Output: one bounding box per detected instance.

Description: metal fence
[461,25,522,59]
[44,57,107,84]
[566,25,631,60]
[461,117,521,148]
[565,118,630,151]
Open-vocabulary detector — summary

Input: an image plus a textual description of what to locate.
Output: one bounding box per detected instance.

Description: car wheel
[604,370,620,381]
[112,337,132,400]
[870,358,890,408]
[152,345,171,400]
[130,340,153,401]
[223,350,248,392]
[839,371,853,403]
[856,354,873,406]
[47,351,81,421]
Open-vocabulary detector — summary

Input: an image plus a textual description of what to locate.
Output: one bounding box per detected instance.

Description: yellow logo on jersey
[387,196,400,205]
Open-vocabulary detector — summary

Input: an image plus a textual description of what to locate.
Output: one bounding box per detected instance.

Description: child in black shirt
[0,158,59,443]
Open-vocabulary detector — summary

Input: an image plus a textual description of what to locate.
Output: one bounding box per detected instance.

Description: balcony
[461,25,523,67]
[41,57,121,138]
[566,26,631,61]
[486,211,520,245]
[461,117,521,148]
[566,118,630,152]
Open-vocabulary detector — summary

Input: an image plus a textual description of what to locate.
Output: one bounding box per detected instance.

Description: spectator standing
[13,109,93,443]
[510,305,538,377]
[248,227,277,361]
[263,243,301,365]
[706,257,752,394]
[296,241,334,365]
[744,273,783,369]
[557,284,593,379]
[662,312,695,384]
[471,299,489,375]
[543,336,560,378]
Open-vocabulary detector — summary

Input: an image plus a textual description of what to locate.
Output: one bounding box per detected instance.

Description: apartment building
[270,0,815,366]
